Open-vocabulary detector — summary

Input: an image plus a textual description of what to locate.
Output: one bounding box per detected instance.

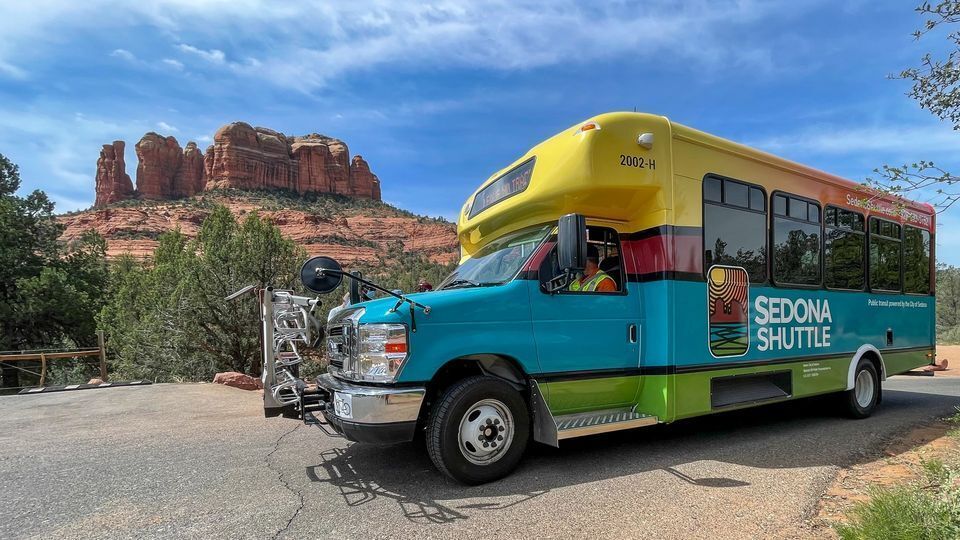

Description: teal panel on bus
[661,281,934,369]
[357,280,543,383]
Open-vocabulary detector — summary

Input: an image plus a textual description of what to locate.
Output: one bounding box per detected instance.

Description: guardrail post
[97,330,108,381]
[39,353,47,387]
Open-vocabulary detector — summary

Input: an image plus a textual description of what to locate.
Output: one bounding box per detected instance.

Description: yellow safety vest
[569,270,615,292]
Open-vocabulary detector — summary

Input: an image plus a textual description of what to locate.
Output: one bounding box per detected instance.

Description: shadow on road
[303,386,959,525]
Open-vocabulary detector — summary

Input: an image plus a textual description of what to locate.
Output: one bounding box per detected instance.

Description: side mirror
[557,213,587,274]
[300,256,344,294]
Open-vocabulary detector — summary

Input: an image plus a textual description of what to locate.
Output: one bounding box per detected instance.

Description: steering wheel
[542,272,572,293]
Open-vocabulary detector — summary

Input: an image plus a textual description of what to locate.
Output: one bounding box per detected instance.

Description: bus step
[555,409,658,440]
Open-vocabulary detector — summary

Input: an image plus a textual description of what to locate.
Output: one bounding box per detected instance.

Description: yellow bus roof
[456,112,934,258]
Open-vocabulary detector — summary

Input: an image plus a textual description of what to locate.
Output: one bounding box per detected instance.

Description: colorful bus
[258,112,936,485]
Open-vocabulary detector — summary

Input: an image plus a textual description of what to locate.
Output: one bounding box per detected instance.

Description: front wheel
[843,359,880,418]
[426,375,529,484]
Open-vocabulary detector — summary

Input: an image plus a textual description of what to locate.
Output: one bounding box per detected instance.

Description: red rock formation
[204,122,297,192]
[204,124,380,199]
[291,139,333,194]
[292,134,351,196]
[94,141,134,207]
[326,138,352,196]
[174,142,206,197]
[95,122,381,205]
[136,133,183,199]
[349,155,380,199]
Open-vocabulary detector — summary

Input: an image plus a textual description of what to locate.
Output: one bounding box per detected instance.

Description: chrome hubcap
[458,399,514,465]
[855,369,875,408]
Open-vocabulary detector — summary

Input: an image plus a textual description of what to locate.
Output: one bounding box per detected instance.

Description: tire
[426,375,530,485]
[843,359,880,419]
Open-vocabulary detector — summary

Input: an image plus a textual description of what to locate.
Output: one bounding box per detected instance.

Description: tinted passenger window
[772,194,821,286]
[725,182,748,207]
[903,226,931,294]
[749,188,764,211]
[824,206,865,290]
[869,217,902,292]
[703,176,766,282]
[704,177,722,202]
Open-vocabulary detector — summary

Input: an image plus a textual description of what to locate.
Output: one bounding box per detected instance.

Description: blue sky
[1,1,959,263]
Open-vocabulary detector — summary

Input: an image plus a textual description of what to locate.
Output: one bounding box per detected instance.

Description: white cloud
[748,125,960,156]
[162,58,184,70]
[177,43,225,64]
[157,121,179,132]
[0,0,820,90]
[110,48,136,62]
[239,1,788,89]
[48,191,93,212]
[0,106,147,213]
[195,135,211,142]
[0,60,26,79]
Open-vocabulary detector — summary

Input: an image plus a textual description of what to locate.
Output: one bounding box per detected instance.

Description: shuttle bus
[258,112,936,484]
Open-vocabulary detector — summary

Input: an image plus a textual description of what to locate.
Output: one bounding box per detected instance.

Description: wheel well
[847,345,888,391]
[422,355,528,417]
[860,350,885,379]
[859,350,884,403]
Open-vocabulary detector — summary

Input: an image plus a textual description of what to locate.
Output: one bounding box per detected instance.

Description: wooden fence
[0,331,108,388]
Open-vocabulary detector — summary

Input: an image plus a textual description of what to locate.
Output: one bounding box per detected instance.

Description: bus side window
[903,225,931,294]
[702,175,767,282]
[772,193,822,287]
[869,217,902,292]
[824,206,866,290]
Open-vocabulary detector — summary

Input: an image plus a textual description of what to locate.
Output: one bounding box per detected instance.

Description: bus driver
[569,244,617,292]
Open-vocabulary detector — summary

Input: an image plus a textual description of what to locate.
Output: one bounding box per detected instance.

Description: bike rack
[259,288,322,411]
[227,285,338,432]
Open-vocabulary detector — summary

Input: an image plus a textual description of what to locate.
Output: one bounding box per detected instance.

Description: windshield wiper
[442,278,482,290]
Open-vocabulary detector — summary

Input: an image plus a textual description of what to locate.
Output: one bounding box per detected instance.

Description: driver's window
[539,227,624,294]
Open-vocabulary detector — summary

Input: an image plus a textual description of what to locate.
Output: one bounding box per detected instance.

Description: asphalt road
[1,375,958,540]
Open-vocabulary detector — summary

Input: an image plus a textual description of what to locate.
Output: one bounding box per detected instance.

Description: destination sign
[469,158,535,218]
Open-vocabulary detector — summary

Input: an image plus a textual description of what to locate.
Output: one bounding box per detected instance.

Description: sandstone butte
[71,120,457,266]
[94,121,382,206]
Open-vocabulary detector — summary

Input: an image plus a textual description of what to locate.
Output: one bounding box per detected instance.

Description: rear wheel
[426,375,529,484]
[843,359,880,418]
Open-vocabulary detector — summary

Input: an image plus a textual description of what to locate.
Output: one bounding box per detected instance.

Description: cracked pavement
[1,377,958,539]
[265,424,304,540]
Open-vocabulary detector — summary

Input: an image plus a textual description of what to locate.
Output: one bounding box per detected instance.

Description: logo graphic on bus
[708,265,750,357]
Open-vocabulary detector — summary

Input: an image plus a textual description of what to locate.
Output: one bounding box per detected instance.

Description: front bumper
[316,373,425,444]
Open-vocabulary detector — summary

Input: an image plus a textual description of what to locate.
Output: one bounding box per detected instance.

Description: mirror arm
[317,268,432,314]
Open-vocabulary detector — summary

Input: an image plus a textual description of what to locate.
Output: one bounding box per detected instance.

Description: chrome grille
[325,323,353,370]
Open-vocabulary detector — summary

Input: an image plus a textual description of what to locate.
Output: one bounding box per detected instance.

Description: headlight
[356,323,409,382]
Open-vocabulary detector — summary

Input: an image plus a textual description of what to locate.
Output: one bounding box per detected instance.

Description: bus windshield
[439,224,551,289]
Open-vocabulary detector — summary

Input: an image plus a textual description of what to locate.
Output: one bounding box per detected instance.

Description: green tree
[0,153,108,387]
[937,264,960,342]
[873,2,960,209]
[366,241,455,293]
[100,206,307,381]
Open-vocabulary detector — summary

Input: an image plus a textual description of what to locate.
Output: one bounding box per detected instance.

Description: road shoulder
[805,393,960,538]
